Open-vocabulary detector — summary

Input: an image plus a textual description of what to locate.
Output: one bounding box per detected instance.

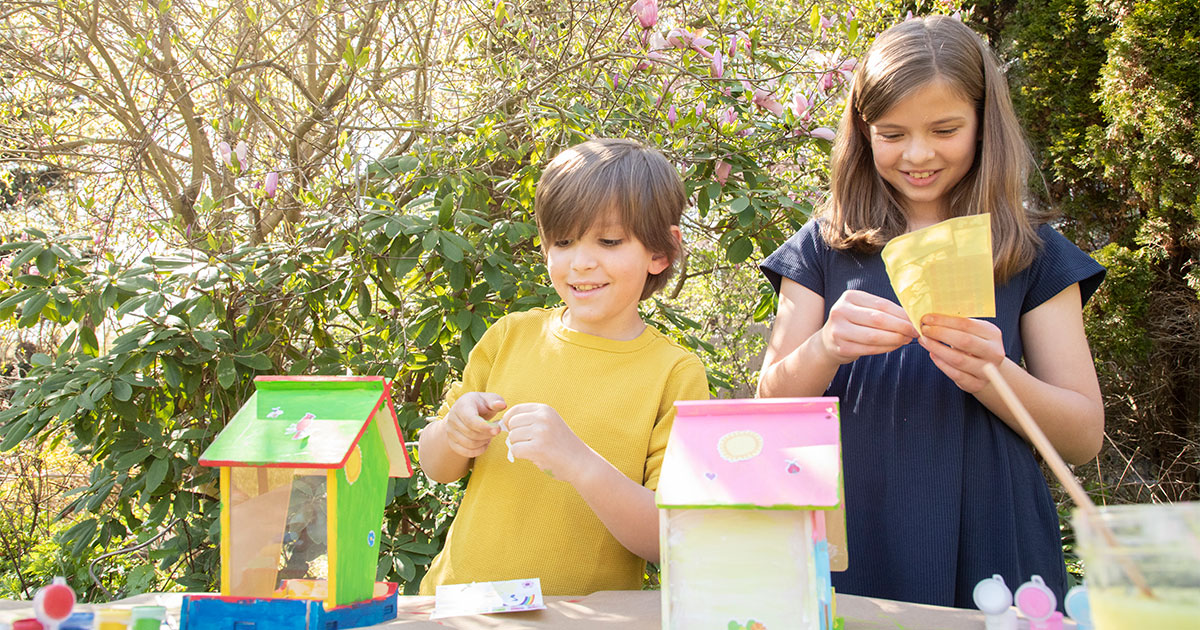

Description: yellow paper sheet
[881,213,995,331]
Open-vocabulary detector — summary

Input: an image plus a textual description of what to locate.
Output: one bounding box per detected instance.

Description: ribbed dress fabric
[761,220,1104,609]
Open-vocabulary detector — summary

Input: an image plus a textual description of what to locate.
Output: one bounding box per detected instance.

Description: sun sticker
[717,430,764,462]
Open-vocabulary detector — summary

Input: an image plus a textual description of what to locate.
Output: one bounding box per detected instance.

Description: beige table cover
[2,589,1074,629]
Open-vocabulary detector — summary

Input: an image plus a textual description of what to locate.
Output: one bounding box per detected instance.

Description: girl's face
[867,79,979,229]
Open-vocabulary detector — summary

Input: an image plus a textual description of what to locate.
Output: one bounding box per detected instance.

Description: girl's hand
[443,392,506,458]
[918,314,1006,393]
[819,289,919,364]
[499,403,594,483]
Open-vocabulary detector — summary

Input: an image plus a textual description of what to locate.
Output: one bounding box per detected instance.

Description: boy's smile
[546,217,673,341]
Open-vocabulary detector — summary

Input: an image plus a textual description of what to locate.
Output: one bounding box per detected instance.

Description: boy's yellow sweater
[418,307,708,595]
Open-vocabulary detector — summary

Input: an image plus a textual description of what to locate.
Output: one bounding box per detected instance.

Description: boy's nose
[571,247,599,270]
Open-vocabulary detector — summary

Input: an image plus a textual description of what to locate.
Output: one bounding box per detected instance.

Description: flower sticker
[717,431,764,462]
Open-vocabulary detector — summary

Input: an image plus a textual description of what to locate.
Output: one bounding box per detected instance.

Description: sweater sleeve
[642,355,709,490]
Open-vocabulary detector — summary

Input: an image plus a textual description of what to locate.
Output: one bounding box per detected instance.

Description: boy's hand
[443,392,507,459]
[499,403,594,483]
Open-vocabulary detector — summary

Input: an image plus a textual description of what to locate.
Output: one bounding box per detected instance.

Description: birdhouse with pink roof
[656,397,847,630]
[183,376,413,630]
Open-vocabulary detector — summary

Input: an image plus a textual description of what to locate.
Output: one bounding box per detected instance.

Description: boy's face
[544,214,676,341]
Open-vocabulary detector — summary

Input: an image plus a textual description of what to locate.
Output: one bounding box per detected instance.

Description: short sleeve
[435,315,509,419]
[1020,225,1106,313]
[760,219,828,296]
[642,355,708,490]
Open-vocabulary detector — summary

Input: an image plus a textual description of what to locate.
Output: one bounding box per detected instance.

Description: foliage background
[0,0,1196,599]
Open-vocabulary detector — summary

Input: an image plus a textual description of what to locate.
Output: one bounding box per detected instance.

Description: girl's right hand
[819,289,918,364]
[444,392,507,459]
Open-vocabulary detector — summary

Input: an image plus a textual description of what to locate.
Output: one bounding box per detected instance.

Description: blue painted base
[179,584,398,630]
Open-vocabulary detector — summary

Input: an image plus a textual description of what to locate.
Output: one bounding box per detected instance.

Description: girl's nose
[903,136,935,164]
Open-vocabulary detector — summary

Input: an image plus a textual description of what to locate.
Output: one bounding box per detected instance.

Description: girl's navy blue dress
[760,220,1104,609]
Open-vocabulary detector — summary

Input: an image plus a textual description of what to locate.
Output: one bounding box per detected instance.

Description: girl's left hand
[499,403,595,483]
[918,314,1006,394]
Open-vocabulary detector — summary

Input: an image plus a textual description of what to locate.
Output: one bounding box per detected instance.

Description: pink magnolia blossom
[217,141,232,167]
[711,49,724,78]
[720,107,738,126]
[666,28,687,49]
[752,89,786,117]
[820,71,837,93]
[714,159,732,185]
[630,0,658,29]
[952,11,962,20]
[235,140,249,168]
[906,10,915,21]
[790,93,810,119]
[264,171,279,198]
[695,101,706,117]
[839,57,858,81]
[667,104,677,126]
[808,127,836,141]
[611,72,622,90]
[728,34,738,60]
[819,15,835,31]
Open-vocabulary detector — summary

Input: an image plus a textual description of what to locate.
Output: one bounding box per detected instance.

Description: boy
[417,138,709,596]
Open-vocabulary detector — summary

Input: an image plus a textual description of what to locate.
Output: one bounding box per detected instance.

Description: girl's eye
[877,132,902,141]
[599,238,623,247]
[553,239,573,248]
[934,127,959,135]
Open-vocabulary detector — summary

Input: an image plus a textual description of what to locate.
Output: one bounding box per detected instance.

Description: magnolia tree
[0,0,897,596]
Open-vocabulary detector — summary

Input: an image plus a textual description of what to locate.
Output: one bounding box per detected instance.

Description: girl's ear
[649,225,683,275]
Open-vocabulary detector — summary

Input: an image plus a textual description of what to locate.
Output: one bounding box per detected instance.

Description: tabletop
[1,590,1075,629]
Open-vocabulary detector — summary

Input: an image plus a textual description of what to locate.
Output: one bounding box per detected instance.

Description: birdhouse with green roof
[187,375,412,628]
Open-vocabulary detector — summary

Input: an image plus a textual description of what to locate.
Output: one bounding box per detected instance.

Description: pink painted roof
[656,398,842,509]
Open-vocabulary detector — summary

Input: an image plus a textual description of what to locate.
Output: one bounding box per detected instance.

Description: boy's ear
[649,225,683,275]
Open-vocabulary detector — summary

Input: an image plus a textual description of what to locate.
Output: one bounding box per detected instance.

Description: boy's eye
[599,238,623,247]
[553,239,573,248]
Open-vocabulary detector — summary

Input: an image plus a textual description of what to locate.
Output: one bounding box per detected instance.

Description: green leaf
[217,357,236,389]
[392,552,416,582]
[726,237,754,264]
[18,291,50,327]
[162,357,182,389]
[35,250,57,276]
[143,456,169,497]
[234,353,273,371]
[10,243,43,269]
[810,6,821,35]
[125,564,157,595]
[112,379,133,402]
[730,195,750,213]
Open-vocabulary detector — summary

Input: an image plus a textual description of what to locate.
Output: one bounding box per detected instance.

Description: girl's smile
[868,79,979,227]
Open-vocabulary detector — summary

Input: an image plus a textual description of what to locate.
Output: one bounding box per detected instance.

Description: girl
[758,16,1105,609]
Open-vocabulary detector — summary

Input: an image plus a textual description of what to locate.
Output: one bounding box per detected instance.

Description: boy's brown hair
[534,138,686,300]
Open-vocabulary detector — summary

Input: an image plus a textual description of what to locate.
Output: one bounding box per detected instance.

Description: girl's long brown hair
[822,15,1046,282]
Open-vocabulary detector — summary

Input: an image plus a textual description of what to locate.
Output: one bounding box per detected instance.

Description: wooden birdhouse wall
[328,414,390,607]
[660,508,819,629]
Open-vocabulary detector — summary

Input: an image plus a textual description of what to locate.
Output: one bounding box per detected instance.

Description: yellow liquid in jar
[1090,588,1200,630]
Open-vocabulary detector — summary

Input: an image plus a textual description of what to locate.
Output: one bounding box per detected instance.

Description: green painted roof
[199,376,413,477]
